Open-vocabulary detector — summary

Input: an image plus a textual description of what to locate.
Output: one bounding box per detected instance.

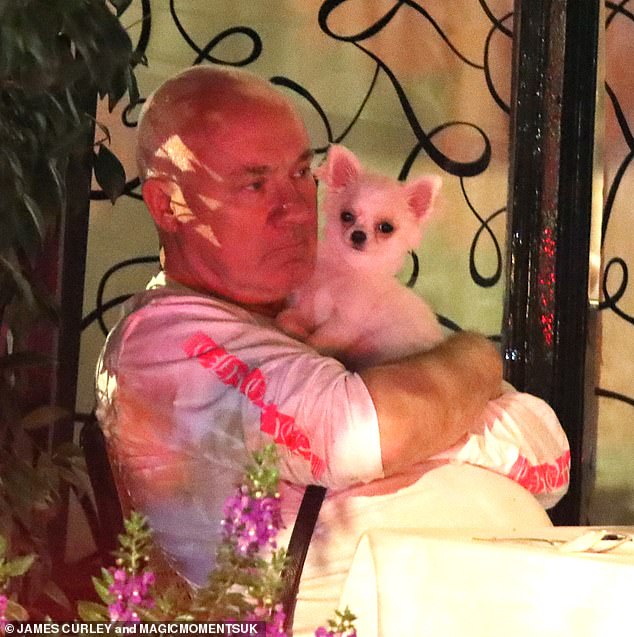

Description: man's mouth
[273,239,313,259]
[279,239,307,251]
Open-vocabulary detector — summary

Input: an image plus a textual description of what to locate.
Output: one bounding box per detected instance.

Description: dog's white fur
[277,144,444,369]
[276,147,570,510]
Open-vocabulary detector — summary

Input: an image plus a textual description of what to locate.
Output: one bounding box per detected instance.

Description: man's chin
[227,277,305,314]
[283,264,314,290]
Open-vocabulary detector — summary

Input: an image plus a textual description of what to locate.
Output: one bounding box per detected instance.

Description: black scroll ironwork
[74,0,634,585]
[82,6,609,531]
[83,1,629,530]
[313,0,511,306]
[596,3,634,417]
[82,255,160,336]
[88,0,517,338]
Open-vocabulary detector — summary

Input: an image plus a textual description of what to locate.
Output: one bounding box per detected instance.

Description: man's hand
[359,331,503,476]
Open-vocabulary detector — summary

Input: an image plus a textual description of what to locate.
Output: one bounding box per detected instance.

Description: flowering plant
[0,0,140,619]
[0,537,33,629]
[0,445,356,637]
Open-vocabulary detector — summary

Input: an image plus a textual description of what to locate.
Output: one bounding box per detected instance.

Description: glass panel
[590,2,634,524]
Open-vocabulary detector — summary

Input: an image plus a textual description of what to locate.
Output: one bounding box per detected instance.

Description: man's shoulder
[103,285,256,355]
[126,284,253,322]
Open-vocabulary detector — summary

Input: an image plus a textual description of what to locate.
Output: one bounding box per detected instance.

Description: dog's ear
[405,175,442,221]
[315,144,361,189]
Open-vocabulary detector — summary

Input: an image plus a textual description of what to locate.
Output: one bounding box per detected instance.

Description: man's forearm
[359,331,502,476]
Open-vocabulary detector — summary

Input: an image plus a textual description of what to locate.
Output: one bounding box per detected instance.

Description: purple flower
[266,604,286,637]
[222,487,282,556]
[107,568,156,622]
[0,593,8,632]
[247,604,287,637]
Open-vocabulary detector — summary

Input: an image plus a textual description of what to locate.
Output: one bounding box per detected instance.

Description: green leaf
[56,466,90,495]
[55,458,91,498]
[93,145,126,203]
[109,0,134,18]
[126,65,140,107]
[137,607,166,622]
[46,158,67,203]
[42,579,71,610]
[92,575,114,605]
[107,69,128,112]
[22,193,47,245]
[6,554,36,577]
[21,406,70,430]
[0,255,36,308]
[77,601,110,622]
[6,599,29,621]
[28,267,62,324]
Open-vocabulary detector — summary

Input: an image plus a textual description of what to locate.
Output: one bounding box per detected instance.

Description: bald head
[136,66,300,182]
[136,65,317,308]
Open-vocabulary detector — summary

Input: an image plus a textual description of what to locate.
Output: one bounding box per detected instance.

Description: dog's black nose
[351,230,366,246]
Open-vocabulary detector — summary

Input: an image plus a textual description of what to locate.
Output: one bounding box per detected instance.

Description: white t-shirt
[96,278,565,634]
[96,281,383,585]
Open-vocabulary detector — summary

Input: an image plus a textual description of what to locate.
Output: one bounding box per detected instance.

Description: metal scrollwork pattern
[85,0,515,338]
[78,0,634,522]
[596,1,634,413]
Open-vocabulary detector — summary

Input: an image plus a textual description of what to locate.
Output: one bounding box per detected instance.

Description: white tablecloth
[339,526,634,636]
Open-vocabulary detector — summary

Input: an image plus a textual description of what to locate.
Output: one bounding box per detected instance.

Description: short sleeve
[106,292,384,492]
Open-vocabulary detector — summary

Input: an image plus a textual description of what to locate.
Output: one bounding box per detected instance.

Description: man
[96,66,563,634]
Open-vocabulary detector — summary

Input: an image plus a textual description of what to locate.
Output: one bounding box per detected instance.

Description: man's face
[174,99,318,307]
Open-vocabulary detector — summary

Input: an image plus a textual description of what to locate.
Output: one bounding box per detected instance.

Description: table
[339,526,634,636]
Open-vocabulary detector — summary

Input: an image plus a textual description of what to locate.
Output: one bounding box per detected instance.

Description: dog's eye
[378,221,394,234]
[340,211,355,223]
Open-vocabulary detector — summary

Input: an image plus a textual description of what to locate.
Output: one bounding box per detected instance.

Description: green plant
[0,0,141,614]
[1,446,358,636]
[0,0,139,261]
[76,446,356,636]
[0,534,34,623]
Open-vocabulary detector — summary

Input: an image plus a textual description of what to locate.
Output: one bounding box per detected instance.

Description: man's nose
[269,183,312,223]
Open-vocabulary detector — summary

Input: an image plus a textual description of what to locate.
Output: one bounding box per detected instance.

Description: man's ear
[314,144,361,190]
[142,178,183,232]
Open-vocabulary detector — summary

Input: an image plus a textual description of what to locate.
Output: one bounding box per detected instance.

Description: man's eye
[378,221,394,234]
[245,180,265,192]
[340,211,354,223]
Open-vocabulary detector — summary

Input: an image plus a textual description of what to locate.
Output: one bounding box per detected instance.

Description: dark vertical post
[48,87,97,564]
[552,0,602,525]
[53,88,96,426]
[503,0,601,524]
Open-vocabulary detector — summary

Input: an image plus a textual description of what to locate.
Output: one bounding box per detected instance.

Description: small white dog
[276,144,569,508]
[277,144,443,369]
